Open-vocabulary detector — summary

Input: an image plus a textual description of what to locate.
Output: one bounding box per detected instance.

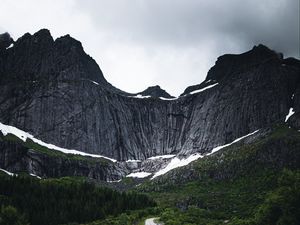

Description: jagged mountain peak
[182,44,300,97]
[32,28,53,39]
[55,34,85,53]
[223,44,281,61]
[206,44,286,82]
[0,29,111,87]
[16,29,81,46]
[251,43,278,54]
[0,32,14,50]
[14,29,85,56]
[137,85,175,99]
[247,44,283,61]
[15,29,54,47]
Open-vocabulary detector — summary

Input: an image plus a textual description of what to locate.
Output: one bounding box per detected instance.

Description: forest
[0,173,155,225]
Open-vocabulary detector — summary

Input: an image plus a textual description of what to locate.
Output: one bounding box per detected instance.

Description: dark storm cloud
[77,0,299,57]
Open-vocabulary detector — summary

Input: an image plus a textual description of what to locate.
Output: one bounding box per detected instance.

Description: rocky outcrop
[0,32,14,50]
[0,134,128,181]
[136,85,175,98]
[0,29,299,161]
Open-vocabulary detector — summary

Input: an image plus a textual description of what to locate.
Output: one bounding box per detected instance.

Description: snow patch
[126,159,142,163]
[0,169,41,179]
[159,97,178,101]
[291,94,295,100]
[152,153,203,179]
[185,83,219,96]
[6,43,14,49]
[91,80,99,85]
[0,122,117,162]
[147,154,176,160]
[107,179,122,183]
[189,83,219,94]
[285,108,295,122]
[82,79,99,85]
[30,173,42,179]
[126,171,152,178]
[151,130,259,179]
[130,94,152,99]
[0,168,16,176]
[207,130,259,156]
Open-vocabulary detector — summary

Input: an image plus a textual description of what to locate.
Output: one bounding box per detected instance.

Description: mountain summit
[137,85,175,99]
[0,29,111,87]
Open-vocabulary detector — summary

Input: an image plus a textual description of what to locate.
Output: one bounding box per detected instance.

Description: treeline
[0,174,156,225]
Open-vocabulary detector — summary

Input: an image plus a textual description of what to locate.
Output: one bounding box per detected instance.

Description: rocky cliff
[0,29,299,162]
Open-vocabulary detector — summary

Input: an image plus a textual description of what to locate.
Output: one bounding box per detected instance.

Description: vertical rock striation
[0,29,299,161]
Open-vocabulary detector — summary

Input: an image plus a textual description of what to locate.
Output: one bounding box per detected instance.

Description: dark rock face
[0,30,299,161]
[142,126,300,192]
[206,44,283,81]
[0,32,14,50]
[137,85,175,98]
[0,135,128,181]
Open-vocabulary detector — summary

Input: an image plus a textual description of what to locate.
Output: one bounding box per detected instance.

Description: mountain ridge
[0,29,299,162]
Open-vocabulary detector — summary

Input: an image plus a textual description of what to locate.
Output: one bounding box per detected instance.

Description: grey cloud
[0,0,298,96]
[76,0,299,57]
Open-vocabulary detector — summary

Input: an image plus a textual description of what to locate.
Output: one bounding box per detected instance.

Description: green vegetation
[252,169,300,225]
[134,124,300,224]
[147,169,299,225]
[0,174,156,225]
[0,205,29,225]
[81,207,161,225]
[0,124,299,225]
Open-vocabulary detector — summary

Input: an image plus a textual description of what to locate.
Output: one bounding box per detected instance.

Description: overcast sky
[0,0,299,96]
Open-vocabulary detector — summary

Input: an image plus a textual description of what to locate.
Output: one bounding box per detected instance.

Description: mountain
[0,29,300,225]
[1,29,299,163]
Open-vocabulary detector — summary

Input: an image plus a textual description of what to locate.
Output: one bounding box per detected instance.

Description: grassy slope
[134,124,300,224]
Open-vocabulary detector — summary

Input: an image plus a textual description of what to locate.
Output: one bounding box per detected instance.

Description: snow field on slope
[0,122,117,162]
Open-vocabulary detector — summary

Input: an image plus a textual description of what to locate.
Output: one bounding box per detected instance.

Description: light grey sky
[0,0,299,96]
